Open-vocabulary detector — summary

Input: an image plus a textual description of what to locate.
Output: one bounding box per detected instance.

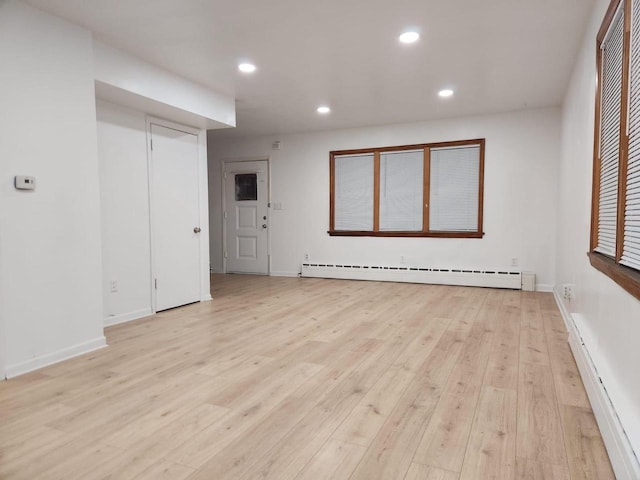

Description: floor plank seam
[542,310,581,479]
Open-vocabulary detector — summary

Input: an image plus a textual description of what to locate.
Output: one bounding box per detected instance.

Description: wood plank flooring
[0,274,615,479]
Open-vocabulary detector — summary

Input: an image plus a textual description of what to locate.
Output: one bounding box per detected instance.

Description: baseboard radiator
[300,263,522,289]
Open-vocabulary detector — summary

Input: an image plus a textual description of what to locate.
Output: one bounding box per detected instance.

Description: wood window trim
[373,151,381,232]
[589,0,640,302]
[328,138,485,238]
[423,147,431,232]
[328,230,484,238]
[588,252,640,300]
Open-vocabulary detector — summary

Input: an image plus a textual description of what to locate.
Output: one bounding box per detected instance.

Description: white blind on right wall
[622,0,640,270]
[429,145,480,232]
[596,4,624,257]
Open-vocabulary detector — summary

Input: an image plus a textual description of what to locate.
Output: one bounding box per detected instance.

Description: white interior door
[224,160,269,274]
[151,123,201,311]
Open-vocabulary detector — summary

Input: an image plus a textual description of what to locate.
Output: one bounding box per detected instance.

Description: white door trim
[146,116,211,313]
[221,157,270,275]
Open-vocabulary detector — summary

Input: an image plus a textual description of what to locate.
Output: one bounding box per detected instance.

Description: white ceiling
[26,0,595,137]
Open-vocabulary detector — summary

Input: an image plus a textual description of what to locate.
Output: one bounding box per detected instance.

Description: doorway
[149,119,208,311]
[223,160,269,274]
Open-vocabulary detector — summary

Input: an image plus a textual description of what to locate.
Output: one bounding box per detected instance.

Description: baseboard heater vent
[301,263,522,289]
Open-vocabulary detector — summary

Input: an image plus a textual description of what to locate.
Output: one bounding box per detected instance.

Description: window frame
[590,0,640,301]
[329,138,485,238]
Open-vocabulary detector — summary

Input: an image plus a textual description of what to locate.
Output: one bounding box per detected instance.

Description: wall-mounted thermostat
[14,175,36,191]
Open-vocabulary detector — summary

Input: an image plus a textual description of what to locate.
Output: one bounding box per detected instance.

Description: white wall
[208,107,560,287]
[557,0,640,470]
[97,100,212,324]
[94,41,236,130]
[0,1,105,377]
[97,101,153,326]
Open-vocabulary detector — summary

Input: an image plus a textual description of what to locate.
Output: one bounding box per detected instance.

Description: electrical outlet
[511,258,519,267]
[563,284,575,301]
[110,280,118,293]
[304,253,310,261]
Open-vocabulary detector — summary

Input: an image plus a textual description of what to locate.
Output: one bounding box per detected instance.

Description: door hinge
[150,138,153,150]
[154,278,158,290]
[223,171,227,179]
[224,211,227,219]
[224,251,228,258]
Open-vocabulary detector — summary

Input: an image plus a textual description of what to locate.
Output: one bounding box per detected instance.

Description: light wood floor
[0,275,615,480]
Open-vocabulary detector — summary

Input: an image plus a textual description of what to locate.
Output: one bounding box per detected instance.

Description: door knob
[262,224,267,229]
[194,227,201,233]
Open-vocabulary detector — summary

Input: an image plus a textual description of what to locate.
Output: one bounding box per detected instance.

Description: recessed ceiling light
[317,106,331,114]
[238,63,256,73]
[438,88,454,98]
[399,31,420,44]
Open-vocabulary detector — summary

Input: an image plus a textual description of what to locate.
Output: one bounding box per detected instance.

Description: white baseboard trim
[104,308,153,327]
[270,271,300,278]
[5,336,107,379]
[202,294,213,302]
[552,288,574,332]
[535,283,554,293]
[553,288,640,480]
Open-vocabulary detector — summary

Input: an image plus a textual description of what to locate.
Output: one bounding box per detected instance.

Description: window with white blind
[430,145,480,232]
[595,4,623,257]
[334,154,374,231]
[590,0,640,300]
[379,150,423,231]
[622,0,640,272]
[329,139,484,238]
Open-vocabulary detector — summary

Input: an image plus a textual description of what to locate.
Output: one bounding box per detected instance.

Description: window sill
[327,230,484,238]
[588,251,640,301]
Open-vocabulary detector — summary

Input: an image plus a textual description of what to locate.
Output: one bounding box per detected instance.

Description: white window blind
[596,4,624,257]
[429,145,480,232]
[622,0,640,270]
[334,154,374,230]
[379,150,424,231]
